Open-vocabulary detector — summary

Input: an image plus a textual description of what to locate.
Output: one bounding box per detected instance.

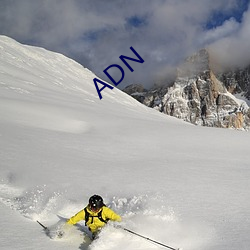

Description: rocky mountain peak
[123,49,250,130]
[177,48,210,78]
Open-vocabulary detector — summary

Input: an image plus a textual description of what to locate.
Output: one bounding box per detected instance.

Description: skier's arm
[104,207,122,222]
[67,209,85,225]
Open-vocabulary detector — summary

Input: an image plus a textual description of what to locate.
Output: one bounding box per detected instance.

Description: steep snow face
[0,36,250,250]
[0,35,145,109]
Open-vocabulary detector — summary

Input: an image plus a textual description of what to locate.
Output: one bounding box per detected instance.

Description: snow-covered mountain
[124,49,250,130]
[0,36,250,250]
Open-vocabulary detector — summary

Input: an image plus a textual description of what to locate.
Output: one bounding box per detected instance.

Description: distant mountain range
[123,49,250,130]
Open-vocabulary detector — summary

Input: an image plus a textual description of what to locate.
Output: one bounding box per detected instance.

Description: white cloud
[0,0,249,88]
[199,17,240,47]
[209,5,250,68]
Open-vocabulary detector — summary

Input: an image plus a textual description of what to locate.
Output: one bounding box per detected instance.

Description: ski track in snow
[0,180,211,250]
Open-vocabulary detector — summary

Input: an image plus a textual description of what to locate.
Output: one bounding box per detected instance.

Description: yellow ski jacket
[67,206,121,233]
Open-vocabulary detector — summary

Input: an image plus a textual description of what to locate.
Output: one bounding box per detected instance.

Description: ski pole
[37,220,48,231]
[122,227,180,250]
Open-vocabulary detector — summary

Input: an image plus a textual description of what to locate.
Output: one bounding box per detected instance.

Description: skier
[66,194,122,239]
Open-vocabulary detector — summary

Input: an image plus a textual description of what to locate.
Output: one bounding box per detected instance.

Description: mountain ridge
[123,48,250,130]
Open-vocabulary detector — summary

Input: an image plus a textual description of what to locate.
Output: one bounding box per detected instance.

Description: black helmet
[89,195,104,210]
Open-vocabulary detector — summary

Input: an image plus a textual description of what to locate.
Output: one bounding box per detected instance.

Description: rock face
[123,84,147,103]
[124,49,250,130]
[217,66,250,100]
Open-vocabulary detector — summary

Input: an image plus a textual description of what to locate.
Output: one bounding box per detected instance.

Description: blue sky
[0,0,249,88]
[206,0,249,29]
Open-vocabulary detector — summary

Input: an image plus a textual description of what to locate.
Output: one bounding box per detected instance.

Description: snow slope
[0,36,250,250]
